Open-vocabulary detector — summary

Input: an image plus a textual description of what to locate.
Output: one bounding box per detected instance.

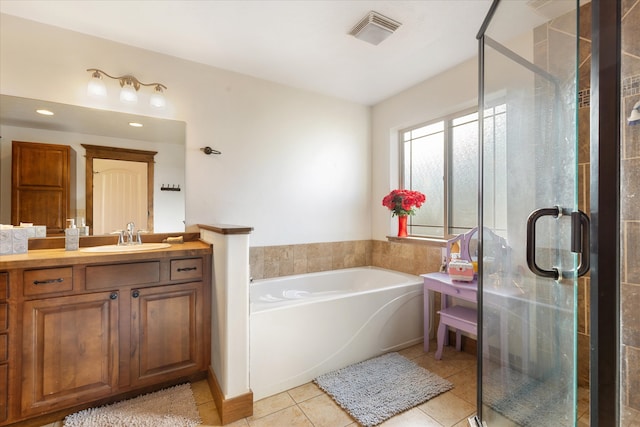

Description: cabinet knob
[110,292,118,300]
[132,290,140,298]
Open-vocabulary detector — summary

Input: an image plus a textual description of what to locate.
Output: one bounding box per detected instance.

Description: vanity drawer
[0,272,7,300]
[23,267,73,296]
[170,258,203,281]
[86,261,160,290]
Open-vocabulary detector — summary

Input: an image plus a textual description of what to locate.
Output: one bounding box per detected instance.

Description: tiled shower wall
[249,240,443,280]
[577,1,594,390]
[621,0,640,422]
[570,0,640,422]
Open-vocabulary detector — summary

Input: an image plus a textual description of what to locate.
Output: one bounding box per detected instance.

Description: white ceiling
[0,0,501,106]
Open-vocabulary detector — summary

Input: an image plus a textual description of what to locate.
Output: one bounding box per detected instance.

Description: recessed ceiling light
[129,122,143,127]
[36,109,54,116]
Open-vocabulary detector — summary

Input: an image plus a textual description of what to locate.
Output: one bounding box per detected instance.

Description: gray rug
[314,352,453,427]
[63,383,201,427]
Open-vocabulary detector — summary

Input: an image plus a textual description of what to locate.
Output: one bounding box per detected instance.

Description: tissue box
[17,224,47,238]
[18,225,36,238]
[0,229,12,255]
[35,226,47,238]
[12,228,28,254]
[0,228,28,255]
[0,227,28,255]
[448,259,475,282]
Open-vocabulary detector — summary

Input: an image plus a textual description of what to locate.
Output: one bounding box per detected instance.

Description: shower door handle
[526,207,591,280]
[572,210,590,277]
[526,206,560,280]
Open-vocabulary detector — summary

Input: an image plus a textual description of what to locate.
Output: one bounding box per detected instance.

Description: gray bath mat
[314,352,453,427]
[63,383,201,427]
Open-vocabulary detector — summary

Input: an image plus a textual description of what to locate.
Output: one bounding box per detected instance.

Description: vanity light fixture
[87,68,167,108]
[128,122,143,128]
[36,109,54,116]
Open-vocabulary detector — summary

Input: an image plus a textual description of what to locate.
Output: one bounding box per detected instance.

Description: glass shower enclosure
[476,1,585,425]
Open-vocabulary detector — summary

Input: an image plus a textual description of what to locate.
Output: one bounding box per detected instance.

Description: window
[400,106,506,239]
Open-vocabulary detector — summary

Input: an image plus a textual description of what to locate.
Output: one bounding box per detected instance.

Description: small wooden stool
[435,305,478,360]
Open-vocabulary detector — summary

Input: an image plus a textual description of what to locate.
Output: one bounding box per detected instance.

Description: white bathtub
[249,266,424,400]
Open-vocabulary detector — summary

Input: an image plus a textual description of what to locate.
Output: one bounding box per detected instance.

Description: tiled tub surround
[249,239,444,280]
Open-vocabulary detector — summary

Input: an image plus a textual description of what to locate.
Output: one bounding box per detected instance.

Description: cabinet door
[21,292,119,416]
[130,282,203,385]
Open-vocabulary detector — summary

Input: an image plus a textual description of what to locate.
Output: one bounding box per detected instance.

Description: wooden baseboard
[207,367,253,425]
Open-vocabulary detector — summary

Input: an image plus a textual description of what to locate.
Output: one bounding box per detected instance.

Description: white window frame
[399,107,479,239]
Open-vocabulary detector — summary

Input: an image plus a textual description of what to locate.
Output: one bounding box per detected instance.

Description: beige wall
[0,13,372,248]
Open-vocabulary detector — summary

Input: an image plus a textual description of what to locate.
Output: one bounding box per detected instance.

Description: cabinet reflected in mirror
[0,95,186,235]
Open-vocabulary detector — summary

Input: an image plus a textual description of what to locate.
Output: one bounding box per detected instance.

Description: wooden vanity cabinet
[21,291,119,417]
[0,272,8,423]
[129,281,204,386]
[0,243,211,425]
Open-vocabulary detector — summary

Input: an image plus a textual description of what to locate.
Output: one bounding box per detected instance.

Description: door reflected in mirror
[93,159,148,235]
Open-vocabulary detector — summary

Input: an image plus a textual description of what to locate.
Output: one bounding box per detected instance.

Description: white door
[93,158,148,235]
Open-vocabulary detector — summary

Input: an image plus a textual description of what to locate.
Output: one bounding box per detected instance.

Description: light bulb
[119,80,138,104]
[87,72,107,97]
[149,85,166,109]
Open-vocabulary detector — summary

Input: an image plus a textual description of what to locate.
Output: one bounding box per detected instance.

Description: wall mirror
[0,94,186,235]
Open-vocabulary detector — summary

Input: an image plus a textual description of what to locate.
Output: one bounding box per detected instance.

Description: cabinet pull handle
[33,278,64,285]
[177,267,197,272]
[110,292,118,300]
[132,289,140,298]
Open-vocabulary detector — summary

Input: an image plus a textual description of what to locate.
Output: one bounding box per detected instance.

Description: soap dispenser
[65,218,79,251]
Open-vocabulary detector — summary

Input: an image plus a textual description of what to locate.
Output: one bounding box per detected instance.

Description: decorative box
[35,226,47,238]
[447,259,475,282]
[0,226,28,255]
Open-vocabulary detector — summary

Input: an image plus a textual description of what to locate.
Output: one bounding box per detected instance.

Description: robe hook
[201,146,221,155]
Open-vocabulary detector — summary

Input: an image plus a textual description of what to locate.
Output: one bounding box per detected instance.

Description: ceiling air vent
[349,11,401,46]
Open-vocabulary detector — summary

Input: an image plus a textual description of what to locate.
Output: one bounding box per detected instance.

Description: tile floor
[41,340,591,427]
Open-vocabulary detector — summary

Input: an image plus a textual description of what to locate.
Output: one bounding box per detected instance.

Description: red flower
[382,189,426,216]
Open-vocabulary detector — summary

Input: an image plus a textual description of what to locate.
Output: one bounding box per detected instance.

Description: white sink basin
[80,243,171,253]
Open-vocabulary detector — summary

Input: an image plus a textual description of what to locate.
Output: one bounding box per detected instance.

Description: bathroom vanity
[0,237,212,425]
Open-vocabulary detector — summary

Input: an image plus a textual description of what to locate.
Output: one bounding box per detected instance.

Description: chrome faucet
[117,222,143,246]
[126,222,135,244]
